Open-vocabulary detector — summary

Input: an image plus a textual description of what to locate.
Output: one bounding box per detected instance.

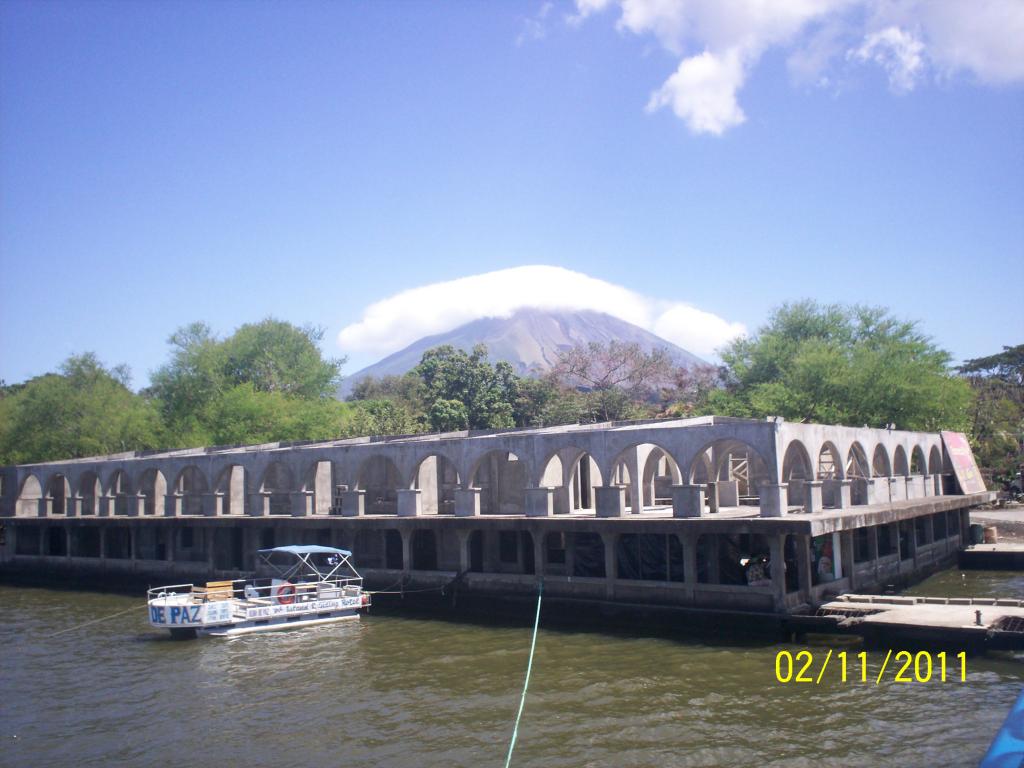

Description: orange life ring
[275,582,296,604]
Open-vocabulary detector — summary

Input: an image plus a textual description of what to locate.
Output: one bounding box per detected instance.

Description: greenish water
[1,573,1022,768]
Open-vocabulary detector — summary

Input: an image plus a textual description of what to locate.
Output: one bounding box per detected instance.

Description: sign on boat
[147,545,370,638]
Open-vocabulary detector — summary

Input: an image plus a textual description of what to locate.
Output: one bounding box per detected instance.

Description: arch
[640,447,682,508]
[781,440,814,507]
[871,444,891,477]
[355,455,403,515]
[411,453,461,515]
[911,445,927,475]
[816,442,843,480]
[469,450,525,515]
[138,468,167,516]
[78,471,101,516]
[688,439,771,500]
[106,470,132,516]
[607,442,681,513]
[568,451,603,511]
[846,443,869,479]
[259,461,295,516]
[893,445,909,477]
[16,474,42,517]
[44,473,70,515]
[213,464,246,515]
[302,458,333,516]
[174,465,209,516]
[928,445,943,475]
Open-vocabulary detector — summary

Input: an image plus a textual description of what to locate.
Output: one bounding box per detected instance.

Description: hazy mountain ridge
[338,308,706,398]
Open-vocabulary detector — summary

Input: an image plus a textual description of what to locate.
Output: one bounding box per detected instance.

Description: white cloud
[571,0,1024,134]
[337,265,745,359]
[851,26,925,91]
[646,47,747,135]
[517,2,555,46]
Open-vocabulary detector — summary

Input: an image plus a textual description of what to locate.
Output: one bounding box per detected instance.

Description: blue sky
[1,1,1022,388]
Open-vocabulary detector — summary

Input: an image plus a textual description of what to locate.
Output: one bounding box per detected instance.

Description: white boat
[147,545,370,638]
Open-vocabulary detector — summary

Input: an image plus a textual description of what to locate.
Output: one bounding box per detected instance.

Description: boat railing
[147,576,363,607]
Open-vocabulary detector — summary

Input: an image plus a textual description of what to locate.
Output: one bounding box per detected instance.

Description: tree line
[1,303,1020,487]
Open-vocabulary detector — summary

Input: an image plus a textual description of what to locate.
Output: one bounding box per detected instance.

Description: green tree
[958,345,1024,486]
[701,301,972,431]
[148,318,347,446]
[0,353,163,464]
[414,344,518,431]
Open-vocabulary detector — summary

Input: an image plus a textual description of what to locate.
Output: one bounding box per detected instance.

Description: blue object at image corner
[981,689,1024,768]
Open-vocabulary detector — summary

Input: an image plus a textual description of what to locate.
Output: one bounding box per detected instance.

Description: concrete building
[0,416,991,614]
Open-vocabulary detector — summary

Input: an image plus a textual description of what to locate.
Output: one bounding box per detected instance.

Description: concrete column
[704,535,720,584]
[129,493,144,517]
[822,479,850,509]
[795,534,812,603]
[680,534,697,585]
[718,479,739,507]
[889,477,904,502]
[164,493,182,517]
[456,529,470,572]
[130,524,138,562]
[533,528,545,577]
[840,530,855,590]
[400,528,411,572]
[921,474,933,497]
[933,474,945,496]
[291,491,314,517]
[601,532,617,598]
[625,449,642,514]
[863,478,880,505]
[397,489,422,517]
[202,492,222,517]
[802,481,824,514]
[769,535,786,609]
[99,526,107,561]
[525,487,554,517]
[339,490,365,517]
[454,488,480,518]
[595,485,626,518]
[98,495,112,518]
[758,483,788,518]
[671,484,704,518]
[552,486,571,515]
[248,492,270,517]
[705,482,719,514]
[165,525,176,562]
[68,496,81,518]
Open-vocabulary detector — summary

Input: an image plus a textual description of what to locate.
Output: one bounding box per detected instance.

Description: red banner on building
[940,431,987,494]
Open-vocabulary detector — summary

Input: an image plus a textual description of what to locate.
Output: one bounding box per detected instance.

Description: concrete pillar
[129,493,144,517]
[718,479,739,507]
[921,474,933,497]
[400,528,411,572]
[552,486,571,515]
[532,528,545,577]
[68,496,81,518]
[164,493,182,517]
[802,481,824,514]
[680,534,697,585]
[822,479,851,509]
[456,529,470,572]
[625,449,642,514]
[795,535,812,603]
[704,535,720,584]
[525,487,554,518]
[595,485,626,518]
[769,535,786,609]
[291,491,314,517]
[889,476,905,502]
[705,482,719,514]
[249,492,270,517]
[99,526,107,561]
[166,525,176,562]
[202,492,221,517]
[840,530,855,590]
[601,532,617,598]
[397,489,422,517]
[339,490,365,517]
[130,524,138,562]
[98,495,112,518]
[863,478,880,505]
[933,474,944,496]
[454,488,480,517]
[758,483,788,518]
[671,484,704,518]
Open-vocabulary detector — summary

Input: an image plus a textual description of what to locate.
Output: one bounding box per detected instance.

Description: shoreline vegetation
[1,301,1020,489]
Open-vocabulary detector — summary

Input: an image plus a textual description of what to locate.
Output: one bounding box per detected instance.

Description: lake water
[2,570,1022,768]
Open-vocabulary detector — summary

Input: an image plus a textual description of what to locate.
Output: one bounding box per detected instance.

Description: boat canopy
[256,545,359,583]
[257,545,352,557]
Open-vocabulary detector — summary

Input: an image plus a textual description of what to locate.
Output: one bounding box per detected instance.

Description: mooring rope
[503,580,543,768]
[46,603,144,638]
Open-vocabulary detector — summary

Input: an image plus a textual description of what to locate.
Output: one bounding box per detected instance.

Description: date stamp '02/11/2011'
[775,649,968,684]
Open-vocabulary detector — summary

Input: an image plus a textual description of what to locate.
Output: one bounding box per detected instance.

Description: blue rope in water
[504,581,543,768]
